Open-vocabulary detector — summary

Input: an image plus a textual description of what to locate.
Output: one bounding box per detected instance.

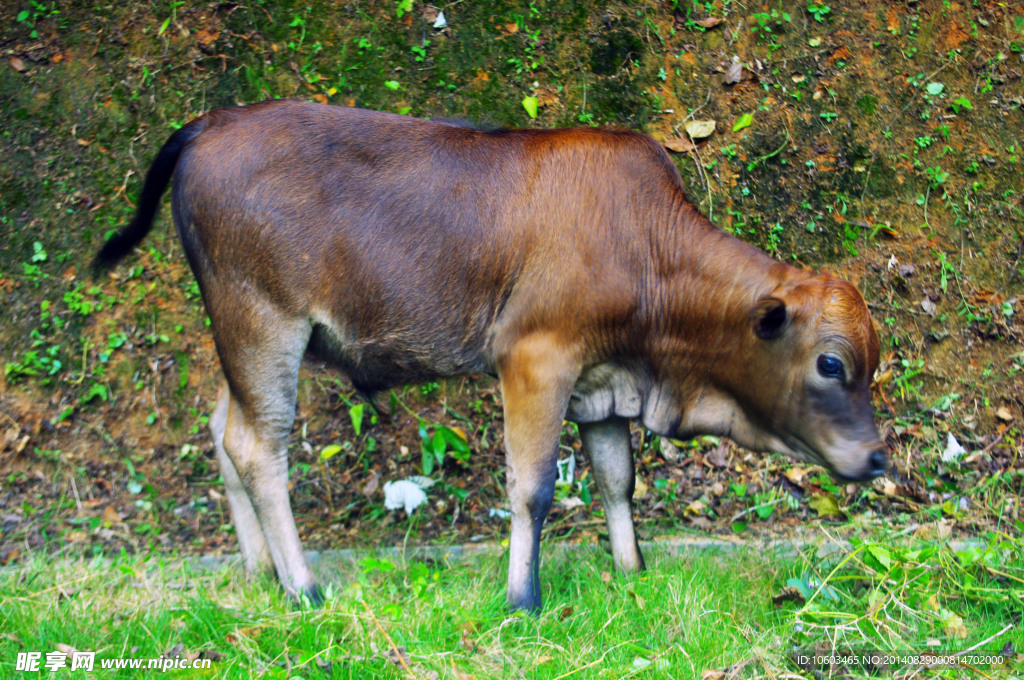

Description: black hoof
[293,584,324,609]
[507,591,541,615]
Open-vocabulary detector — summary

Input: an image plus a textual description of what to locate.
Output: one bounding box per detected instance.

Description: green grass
[2,533,1021,679]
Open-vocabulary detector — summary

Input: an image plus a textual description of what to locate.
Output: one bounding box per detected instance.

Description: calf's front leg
[579,417,645,572]
[498,334,579,612]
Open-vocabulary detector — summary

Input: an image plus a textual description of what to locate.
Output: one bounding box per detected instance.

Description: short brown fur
[95,101,886,611]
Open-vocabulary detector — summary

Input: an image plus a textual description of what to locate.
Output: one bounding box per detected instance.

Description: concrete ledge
[189,534,988,581]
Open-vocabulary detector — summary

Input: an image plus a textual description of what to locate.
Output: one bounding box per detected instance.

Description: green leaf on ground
[732,113,754,132]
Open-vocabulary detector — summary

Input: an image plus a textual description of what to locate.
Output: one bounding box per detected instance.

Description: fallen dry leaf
[915,520,953,541]
[724,61,743,84]
[941,611,968,639]
[706,443,728,467]
[660,439,682,462]
[695,16,724,28]
[878,223,900,238]
[385,646,411,668]
[632,475,648,499]
[663,137,696,153]
[784,466,808,485]
[362,471,380,497]
[103,505,121,524]
[689,516,713,531]
[559,496,584,510]
[626,585,645,610]
[2,548,20,566]
[877,478,899,497]
[684,499,705,516]
[471,70,490,88]
[9,57,26,72]
[808,493,842,518]
[196,28,220,46]
[535,86,560,108]
[459,622,478,652]
[685,119,717,139]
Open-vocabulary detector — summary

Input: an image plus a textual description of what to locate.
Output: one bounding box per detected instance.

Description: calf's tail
[91,118,208,271]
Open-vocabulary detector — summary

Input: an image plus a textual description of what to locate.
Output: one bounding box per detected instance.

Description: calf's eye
[817,354,845,380]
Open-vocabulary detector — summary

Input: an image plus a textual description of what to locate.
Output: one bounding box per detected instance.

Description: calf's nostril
[869,449,888,475]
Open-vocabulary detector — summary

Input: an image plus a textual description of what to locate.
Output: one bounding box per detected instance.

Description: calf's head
[713,276,886,481]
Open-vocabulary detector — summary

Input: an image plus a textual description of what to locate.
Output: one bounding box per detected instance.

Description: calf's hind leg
[210,381,272,574]
[209,295,319,603]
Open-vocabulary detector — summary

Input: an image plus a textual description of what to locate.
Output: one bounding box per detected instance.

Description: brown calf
[94,101,886,612]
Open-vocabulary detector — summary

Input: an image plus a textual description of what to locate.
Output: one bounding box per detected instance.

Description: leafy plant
[16,1,60,39]
[750,9,791,36]
[766,221,784,256]
[806,2,831,22]
[892,358,924,400]
[925,165,949,188]
[420,422,470,474]
[5,344,62,383]
[157,1,185,37]
[80,381,109,404]
[410,40,430,62]
[950,96,973,114]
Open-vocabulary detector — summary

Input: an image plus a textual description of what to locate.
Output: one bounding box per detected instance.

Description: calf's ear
[750,296,788,340]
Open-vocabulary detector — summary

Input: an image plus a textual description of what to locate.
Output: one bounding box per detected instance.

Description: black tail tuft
[91,119,207,273]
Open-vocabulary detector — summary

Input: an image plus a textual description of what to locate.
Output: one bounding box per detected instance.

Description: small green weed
[419,421,470,474]
[806,2,831,22]
[893,358,925,401]
[15,1,60,39]
[750,8,791,36]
